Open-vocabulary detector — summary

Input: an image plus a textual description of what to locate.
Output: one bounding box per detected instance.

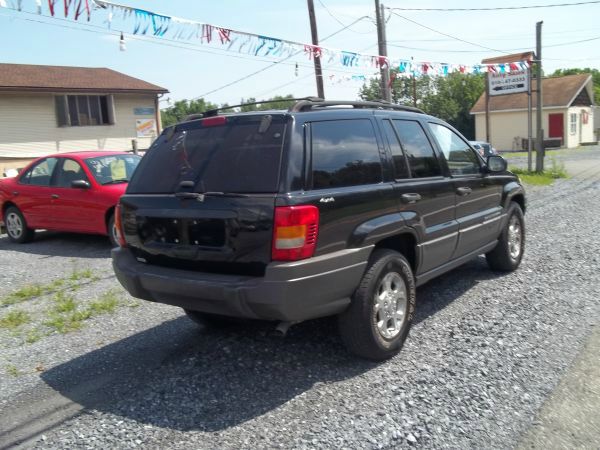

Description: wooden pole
[485,72,491,143]
[535,21,544,172]
[375,0,391,101]
[307,0,325,99]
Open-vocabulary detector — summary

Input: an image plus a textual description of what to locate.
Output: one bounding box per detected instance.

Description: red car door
[11,157,59,229]
[50,158,103,233]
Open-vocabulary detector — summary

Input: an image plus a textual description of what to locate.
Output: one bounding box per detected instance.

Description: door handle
[401,193,422,203]
[456,187,472,196]
[12,191,19,196]
[51,194,59,199]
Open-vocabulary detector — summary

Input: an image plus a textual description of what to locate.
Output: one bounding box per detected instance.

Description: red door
[549,113,564,140]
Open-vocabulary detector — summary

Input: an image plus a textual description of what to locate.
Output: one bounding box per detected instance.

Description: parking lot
[1,148,600,449]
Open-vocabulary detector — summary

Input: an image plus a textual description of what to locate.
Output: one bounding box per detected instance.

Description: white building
[470,73,595,150]
[0,63,168,175]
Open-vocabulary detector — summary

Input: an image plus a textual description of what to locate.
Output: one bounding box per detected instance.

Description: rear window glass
[127,115,287,194]
[311,119,382,189]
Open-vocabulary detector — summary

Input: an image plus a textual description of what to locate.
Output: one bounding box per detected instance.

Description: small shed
[470,73,595,150]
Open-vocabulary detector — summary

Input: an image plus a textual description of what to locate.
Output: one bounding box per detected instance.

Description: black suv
[112,99,525,360]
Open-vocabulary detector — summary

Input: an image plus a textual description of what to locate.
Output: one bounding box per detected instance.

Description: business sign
[488,69,529,96]
[134,107,155,115]
[136,119,157,138]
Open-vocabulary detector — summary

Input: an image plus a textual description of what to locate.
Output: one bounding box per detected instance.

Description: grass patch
[0,310,30,330]
[24,329,43,344]
[5,364,20,377]
[510,159,568,186]
[88,290,119,315]
[2,268,101,307]
[44,309,92,334]
[2,284,44,306]
[52,291,77,314]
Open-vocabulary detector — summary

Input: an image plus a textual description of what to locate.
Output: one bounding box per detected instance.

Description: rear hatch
[121,113,289,276]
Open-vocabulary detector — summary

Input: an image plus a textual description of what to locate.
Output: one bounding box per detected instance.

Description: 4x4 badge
[319,197,335,203]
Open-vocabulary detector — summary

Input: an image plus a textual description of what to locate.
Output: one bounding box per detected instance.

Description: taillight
[272,205,319,261]
[114,204,127,247]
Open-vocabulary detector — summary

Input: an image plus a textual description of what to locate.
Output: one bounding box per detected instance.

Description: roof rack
[288,98,425,114]
[185,97,321,121]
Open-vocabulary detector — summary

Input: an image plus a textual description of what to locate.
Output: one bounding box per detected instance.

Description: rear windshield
[127,114,287,194]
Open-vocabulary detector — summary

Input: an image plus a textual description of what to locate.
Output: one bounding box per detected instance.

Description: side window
[429,123,480,176]
[311,119,382,189]
[392,120,442,178]
[19,158,58,186]
[381,120,409,179]
[55,159,89,187]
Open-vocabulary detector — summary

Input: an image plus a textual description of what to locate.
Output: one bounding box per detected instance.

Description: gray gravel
[1,151,600,449]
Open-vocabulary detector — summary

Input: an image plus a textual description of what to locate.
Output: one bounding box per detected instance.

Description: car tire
[108,213,118,248]
[183,309,245,329]
[338,249,416,361]
[486,201,525,271]
[4,206,35,244]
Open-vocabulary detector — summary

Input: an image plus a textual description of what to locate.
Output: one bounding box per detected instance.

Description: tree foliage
[550,68,599,103]
[161,95,297,127]
[161,98,218,127]
[359,71,485,139]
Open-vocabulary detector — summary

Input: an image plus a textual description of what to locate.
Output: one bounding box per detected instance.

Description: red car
[1,151,141,246]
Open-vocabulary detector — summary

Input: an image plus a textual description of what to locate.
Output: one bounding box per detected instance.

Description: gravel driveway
[1,149,599,449]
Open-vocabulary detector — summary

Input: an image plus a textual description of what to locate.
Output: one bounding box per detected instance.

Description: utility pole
[307,0,325,99]
[535,21,544,172]
[375,0,391,102]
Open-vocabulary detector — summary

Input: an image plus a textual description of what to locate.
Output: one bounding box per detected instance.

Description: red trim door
[549,113,564,140]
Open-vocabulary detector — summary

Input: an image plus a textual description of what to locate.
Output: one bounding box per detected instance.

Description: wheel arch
[104,205,116,230]
[2,201,18,216]
[373,232,418,273]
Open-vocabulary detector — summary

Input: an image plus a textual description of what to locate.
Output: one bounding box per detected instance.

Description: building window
[570,113,577,135]
[55,95,114,127]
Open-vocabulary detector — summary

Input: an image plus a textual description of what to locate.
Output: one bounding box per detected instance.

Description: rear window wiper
[174,191,249,199]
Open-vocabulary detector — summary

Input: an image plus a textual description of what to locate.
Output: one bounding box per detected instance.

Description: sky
[1,0,599,108]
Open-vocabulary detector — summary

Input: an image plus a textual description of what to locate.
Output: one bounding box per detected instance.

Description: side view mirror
[71,179,91,189]
[486,155,507,173]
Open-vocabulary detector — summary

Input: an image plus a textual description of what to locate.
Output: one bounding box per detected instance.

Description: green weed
[0,310,30,330]
[2,284,44,306]
[5,364,20,377]
[88,290,119,315]
[52,291,77,314]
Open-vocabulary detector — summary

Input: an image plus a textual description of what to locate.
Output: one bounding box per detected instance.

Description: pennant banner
[1,0,532,77]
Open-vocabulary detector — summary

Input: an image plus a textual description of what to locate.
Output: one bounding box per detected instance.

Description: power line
[388,11,510,54]
[386,1,600,11]
[315,0,376,34]
[194,15,373,99]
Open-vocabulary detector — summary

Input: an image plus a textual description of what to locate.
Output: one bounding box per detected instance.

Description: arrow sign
[488,70,529,96]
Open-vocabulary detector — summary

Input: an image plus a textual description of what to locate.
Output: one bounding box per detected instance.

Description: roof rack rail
[188,96,322,119]
[288,98,424,114]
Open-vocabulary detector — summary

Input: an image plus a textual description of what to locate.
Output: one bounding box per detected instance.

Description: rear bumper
[112,246,372,322]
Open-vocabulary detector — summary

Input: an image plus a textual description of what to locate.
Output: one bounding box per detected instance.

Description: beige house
[470,73,595,150]
[0,63,168,175]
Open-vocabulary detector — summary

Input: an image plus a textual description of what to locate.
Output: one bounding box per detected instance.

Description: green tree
[550,68,599,103]
[239,95,297,111]
[359,71,484,139]
[161,98,218,127]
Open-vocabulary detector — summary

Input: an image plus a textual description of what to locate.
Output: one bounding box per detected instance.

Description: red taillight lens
[272,206,319,261]
[114,204,127,248]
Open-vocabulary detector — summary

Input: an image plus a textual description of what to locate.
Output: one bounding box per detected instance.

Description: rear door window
[310,119,382,189]
[127,115,287,194]
[392,120,442,178]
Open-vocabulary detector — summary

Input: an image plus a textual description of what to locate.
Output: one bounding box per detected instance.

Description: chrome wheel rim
[508,215,522,260]
[373,272,408,340]
[6,212,23,239]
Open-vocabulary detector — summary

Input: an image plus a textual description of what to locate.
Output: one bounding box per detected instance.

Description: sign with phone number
[488,69,529,96]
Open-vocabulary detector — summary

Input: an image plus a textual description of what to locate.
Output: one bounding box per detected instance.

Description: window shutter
[106,95,116,124]
[55,95,69,127]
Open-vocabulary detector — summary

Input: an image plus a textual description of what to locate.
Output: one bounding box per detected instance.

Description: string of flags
[1,0,532,78]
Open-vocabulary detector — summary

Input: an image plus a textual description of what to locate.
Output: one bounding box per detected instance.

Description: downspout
[155,93,163,134]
